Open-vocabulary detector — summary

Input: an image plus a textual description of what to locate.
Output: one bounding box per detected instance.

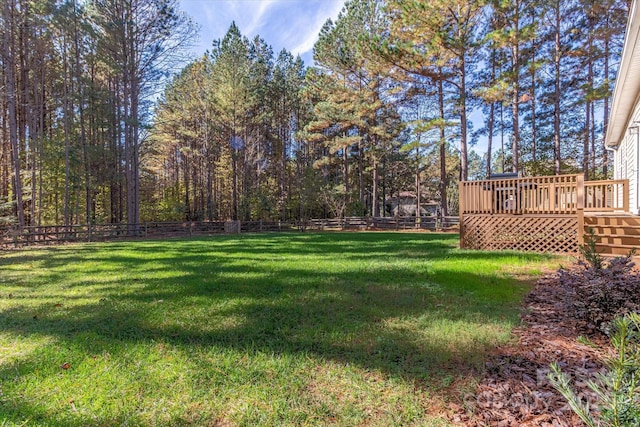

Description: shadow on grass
[0,232,554,424]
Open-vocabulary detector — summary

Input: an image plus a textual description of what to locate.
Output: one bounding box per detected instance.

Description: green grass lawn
[0,232,558,426]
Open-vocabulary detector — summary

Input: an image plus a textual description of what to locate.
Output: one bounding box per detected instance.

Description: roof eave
[605,0,640,148]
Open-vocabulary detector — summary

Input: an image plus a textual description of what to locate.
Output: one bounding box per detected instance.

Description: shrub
[548,313,640,427]
[559,253,640,331]
[580,227,605,271]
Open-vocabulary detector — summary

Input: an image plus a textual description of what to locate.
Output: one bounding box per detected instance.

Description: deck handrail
[583,179,629,212]
[459,175,629,252]
[459,175,628,216]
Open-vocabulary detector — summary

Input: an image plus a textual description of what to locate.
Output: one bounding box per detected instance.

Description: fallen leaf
[61,362,71,370]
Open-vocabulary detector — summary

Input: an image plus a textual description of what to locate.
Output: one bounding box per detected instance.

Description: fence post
[576,175,585,246]
[224,221,241,234]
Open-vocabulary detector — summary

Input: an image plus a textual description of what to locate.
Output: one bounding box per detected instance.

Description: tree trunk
[603,36,610,177]
[3,0,25,228]
[530,35,538,165]
[372,154,379,217]
[459,54,469,181]
[487,47,496,177]
[359,140,364,213]
[500,102,505,173]
[62,33,72,227]
[129,42,140,231]
[232,150,238,221]
[74,0,91,225]
[438,69,448,217]
[553,0,562,175]
[511,33,520,174]
[343,144,349,207]
[584,99,590,180]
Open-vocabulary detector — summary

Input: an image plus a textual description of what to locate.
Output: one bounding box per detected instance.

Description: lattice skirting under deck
[461,214,579,254]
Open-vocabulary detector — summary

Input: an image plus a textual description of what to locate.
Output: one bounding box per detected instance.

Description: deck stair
[584,215,640,256]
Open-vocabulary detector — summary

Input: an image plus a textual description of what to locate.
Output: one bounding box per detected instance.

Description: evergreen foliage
[0,0,629,225]
[549,313,640,427]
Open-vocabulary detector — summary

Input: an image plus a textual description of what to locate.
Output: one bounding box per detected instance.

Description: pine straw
[449,267,616,427]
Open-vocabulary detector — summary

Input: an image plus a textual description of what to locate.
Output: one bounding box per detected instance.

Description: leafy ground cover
[0,232,557,426]
[454,256,640,426]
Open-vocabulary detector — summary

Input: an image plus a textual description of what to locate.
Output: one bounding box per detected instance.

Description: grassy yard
[0,232,558,426]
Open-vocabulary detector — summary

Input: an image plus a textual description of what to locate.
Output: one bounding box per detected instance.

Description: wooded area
[0,0,629,231]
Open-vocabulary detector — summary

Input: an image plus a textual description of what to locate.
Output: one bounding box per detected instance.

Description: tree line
[0,0,629,228]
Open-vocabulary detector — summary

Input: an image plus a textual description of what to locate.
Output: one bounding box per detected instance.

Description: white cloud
[289,1,344,56]
[180,0,346,62]
[243,0,279,35]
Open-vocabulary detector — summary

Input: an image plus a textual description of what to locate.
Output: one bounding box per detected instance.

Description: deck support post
[577,175,585,246]
[459,181,465,249]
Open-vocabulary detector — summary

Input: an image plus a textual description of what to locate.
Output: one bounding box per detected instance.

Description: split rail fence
[459,174,629,254]
[0,216,459,248]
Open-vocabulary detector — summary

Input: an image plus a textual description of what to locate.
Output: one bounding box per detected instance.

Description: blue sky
[179,0,346,65]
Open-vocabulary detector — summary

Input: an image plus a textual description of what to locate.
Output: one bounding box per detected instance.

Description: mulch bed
[450,267,615,426]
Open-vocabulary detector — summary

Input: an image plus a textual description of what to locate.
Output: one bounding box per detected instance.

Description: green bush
[548,313,640,427]
[580,227,604,271]
[559,253,640,330]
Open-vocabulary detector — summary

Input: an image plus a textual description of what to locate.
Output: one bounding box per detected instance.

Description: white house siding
[613,104,640,214]
[605,0,640,214]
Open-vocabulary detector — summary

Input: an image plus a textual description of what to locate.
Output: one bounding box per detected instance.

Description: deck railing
[459,174,630,253]
[459,174,628,215]
[584,179,629,212]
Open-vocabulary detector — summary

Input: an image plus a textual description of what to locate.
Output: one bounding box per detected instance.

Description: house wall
[613,102,640,214]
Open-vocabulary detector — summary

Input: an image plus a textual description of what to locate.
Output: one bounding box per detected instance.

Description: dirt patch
[450,268,613,426]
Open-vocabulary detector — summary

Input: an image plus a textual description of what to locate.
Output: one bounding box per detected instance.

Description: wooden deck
[459,174,635,255]
[584,213,640,256]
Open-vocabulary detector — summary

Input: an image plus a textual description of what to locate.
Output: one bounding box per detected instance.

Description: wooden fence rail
[303,216,459,231]
[0,216,459,248]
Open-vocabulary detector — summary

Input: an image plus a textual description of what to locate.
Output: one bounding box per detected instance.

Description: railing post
[576,175,585,246]
[623,179,630,212]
